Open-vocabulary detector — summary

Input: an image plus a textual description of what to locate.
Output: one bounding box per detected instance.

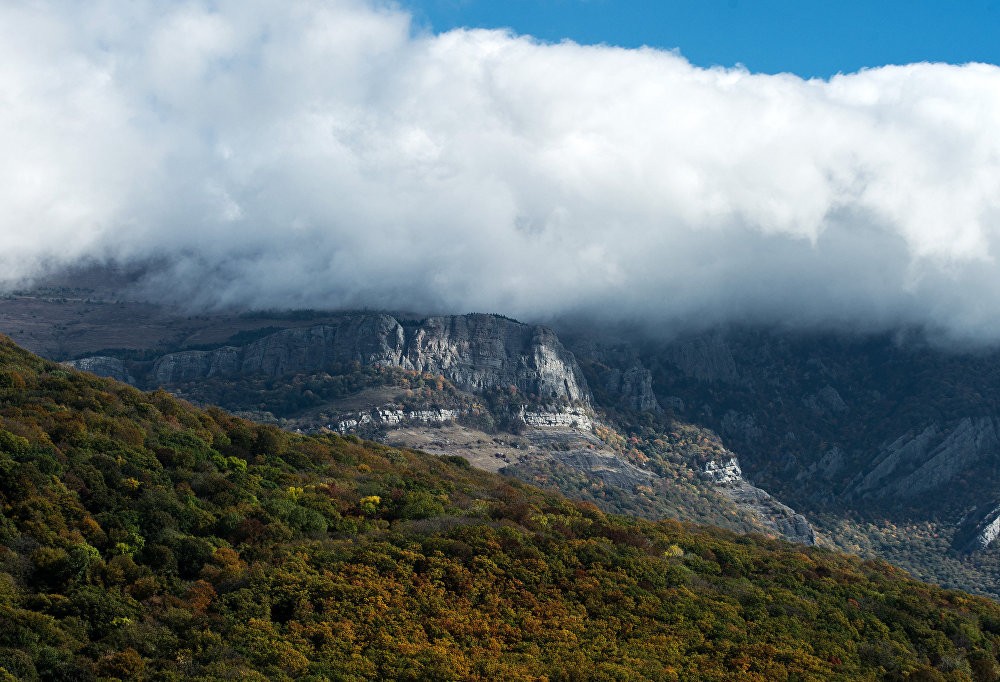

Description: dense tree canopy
[1,335,1000,680]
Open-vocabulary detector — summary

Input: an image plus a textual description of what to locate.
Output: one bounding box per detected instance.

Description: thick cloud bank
[4,1,1000,341]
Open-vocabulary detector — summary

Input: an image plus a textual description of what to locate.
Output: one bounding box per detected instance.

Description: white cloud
[3,1,1000,341]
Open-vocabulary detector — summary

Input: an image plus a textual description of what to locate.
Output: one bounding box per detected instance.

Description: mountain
[4,335,1000,680]
[121,312,590,404]
[8,284,1000,597]
[603,327,1000,595]
[56,310,815,546]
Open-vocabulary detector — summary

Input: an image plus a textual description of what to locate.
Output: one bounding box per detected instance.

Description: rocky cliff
[567,341,661,412]
[141,313,589,404]
[150,315,406,384]
[959,505,1000,552]
[405,316,589,403]
[849,418,1000,500]
[63,356,134,385]
[701,458,816,545]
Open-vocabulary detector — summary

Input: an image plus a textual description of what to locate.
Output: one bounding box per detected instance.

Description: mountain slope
[599,327,1000,596]
[3,336,1000,680]
[12,288,1000,593]
[58,312,816,545]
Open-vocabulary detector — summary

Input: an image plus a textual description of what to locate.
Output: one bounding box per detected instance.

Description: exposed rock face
[63,356,134,385]
[242,315,407,377]
[407,316,589,403]
[723,482,817,546]
[151,346,242,384]
[567,341,661,412]
[329,404,594,436]
[552,449,655,490]
[601,366,660,412]
[702,458,743,486]
[702,457,815,545]
[145,313,589,404]
[521,407,593,430]
[331,407,462,434]
[961,506,1000,552]
[850,418,1000,499]
[151,315,406,384]
[661,333,741,384]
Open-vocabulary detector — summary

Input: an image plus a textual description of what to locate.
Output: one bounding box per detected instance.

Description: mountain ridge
[61,312,817,546]
[11,288,1000,595]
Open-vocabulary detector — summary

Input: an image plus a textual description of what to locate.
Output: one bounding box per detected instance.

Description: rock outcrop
[521,407,593,430]
[63,356,134,385]
[702,457,816,545]
[139,313,589,404]
[150,346,243,384]
[600,366,660,412]
[150,315,407,385]
[723,482,817,546]
[701,458,743,485]
[850,418,1000,499]
[661,333,741,385]
[959,505,1000,552]
[568,341,661,412]
[552,449,655,490]
[405,316,589,403]
[330,407,463,434]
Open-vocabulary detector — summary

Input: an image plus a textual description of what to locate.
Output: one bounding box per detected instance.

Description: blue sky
[402,0,1000,78]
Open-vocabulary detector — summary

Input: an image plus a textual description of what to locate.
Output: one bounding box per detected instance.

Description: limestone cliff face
[330,407,462,434]
[147,313,589,404]
[701,457,816,545]
[406,316,589,403]
[151,346,242,384]
[661,333,741,385]
[960,506,1000,552]
[849,418,1000,500]
[600,366,660,412]
[242,315,407,377]
[63,356,134,385]
[150,315,405,384]
[567,341,661,412]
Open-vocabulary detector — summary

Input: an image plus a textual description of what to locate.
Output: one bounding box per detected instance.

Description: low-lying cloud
[4,1,1000,342]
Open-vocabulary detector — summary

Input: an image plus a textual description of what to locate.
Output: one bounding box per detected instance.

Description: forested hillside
[3,334,1000,680]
